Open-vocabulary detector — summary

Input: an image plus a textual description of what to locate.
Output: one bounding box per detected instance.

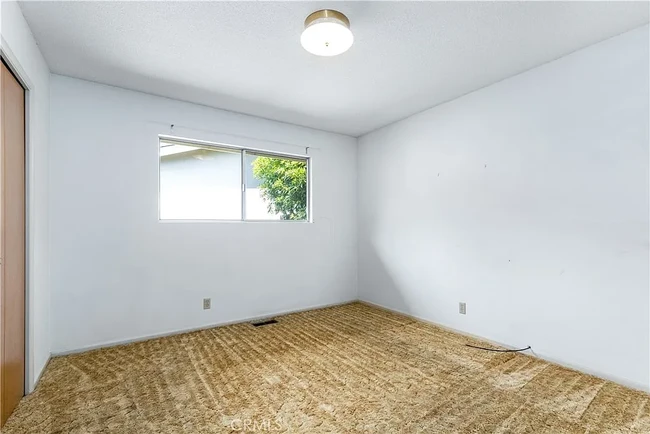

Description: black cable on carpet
[465,344,531,353]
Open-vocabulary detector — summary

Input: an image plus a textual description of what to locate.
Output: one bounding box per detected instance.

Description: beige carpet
[4,302,649,433]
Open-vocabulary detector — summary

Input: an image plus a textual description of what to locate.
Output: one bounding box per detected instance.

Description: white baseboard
[359,299,649,393]
[28,354,52,394]
[52,299,357,357]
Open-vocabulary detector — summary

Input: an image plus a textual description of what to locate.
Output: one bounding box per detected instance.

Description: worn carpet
[4,302,649,433]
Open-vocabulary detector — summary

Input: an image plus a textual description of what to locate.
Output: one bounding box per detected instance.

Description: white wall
[49,75,358,353]
[1,1,51,392]
[358,26,649,391]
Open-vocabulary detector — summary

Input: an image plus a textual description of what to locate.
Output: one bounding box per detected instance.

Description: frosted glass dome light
[301,10,353,57]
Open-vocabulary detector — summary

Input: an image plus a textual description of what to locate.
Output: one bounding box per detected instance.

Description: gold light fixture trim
[304,9,350,28]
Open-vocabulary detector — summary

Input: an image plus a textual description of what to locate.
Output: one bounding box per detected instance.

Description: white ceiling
[19,1,649,137]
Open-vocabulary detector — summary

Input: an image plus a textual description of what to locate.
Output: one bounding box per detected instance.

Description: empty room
[1,1,649,432]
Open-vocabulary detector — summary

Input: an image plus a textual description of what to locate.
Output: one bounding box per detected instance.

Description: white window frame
[158,135,311,223]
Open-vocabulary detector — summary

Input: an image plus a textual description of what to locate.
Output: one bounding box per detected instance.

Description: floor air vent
[251,319,278,327]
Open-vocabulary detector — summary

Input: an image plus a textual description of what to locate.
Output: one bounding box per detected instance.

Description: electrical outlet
[203,298,211,310]
[459,302,466,315]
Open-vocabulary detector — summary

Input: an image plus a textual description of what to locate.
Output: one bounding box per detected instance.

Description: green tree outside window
[252,157,307,220]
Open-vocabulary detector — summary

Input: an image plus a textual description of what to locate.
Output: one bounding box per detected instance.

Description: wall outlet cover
[203,298,211,310]
[459,302,466,315]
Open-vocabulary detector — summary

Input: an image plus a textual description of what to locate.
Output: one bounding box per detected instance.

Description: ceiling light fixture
[301,9,353,57]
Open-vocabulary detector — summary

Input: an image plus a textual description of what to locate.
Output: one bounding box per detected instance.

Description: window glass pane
[160,142,241,220]
[245,153,308,221]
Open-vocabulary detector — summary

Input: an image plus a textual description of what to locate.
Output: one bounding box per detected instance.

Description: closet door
[0,60,26,427]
